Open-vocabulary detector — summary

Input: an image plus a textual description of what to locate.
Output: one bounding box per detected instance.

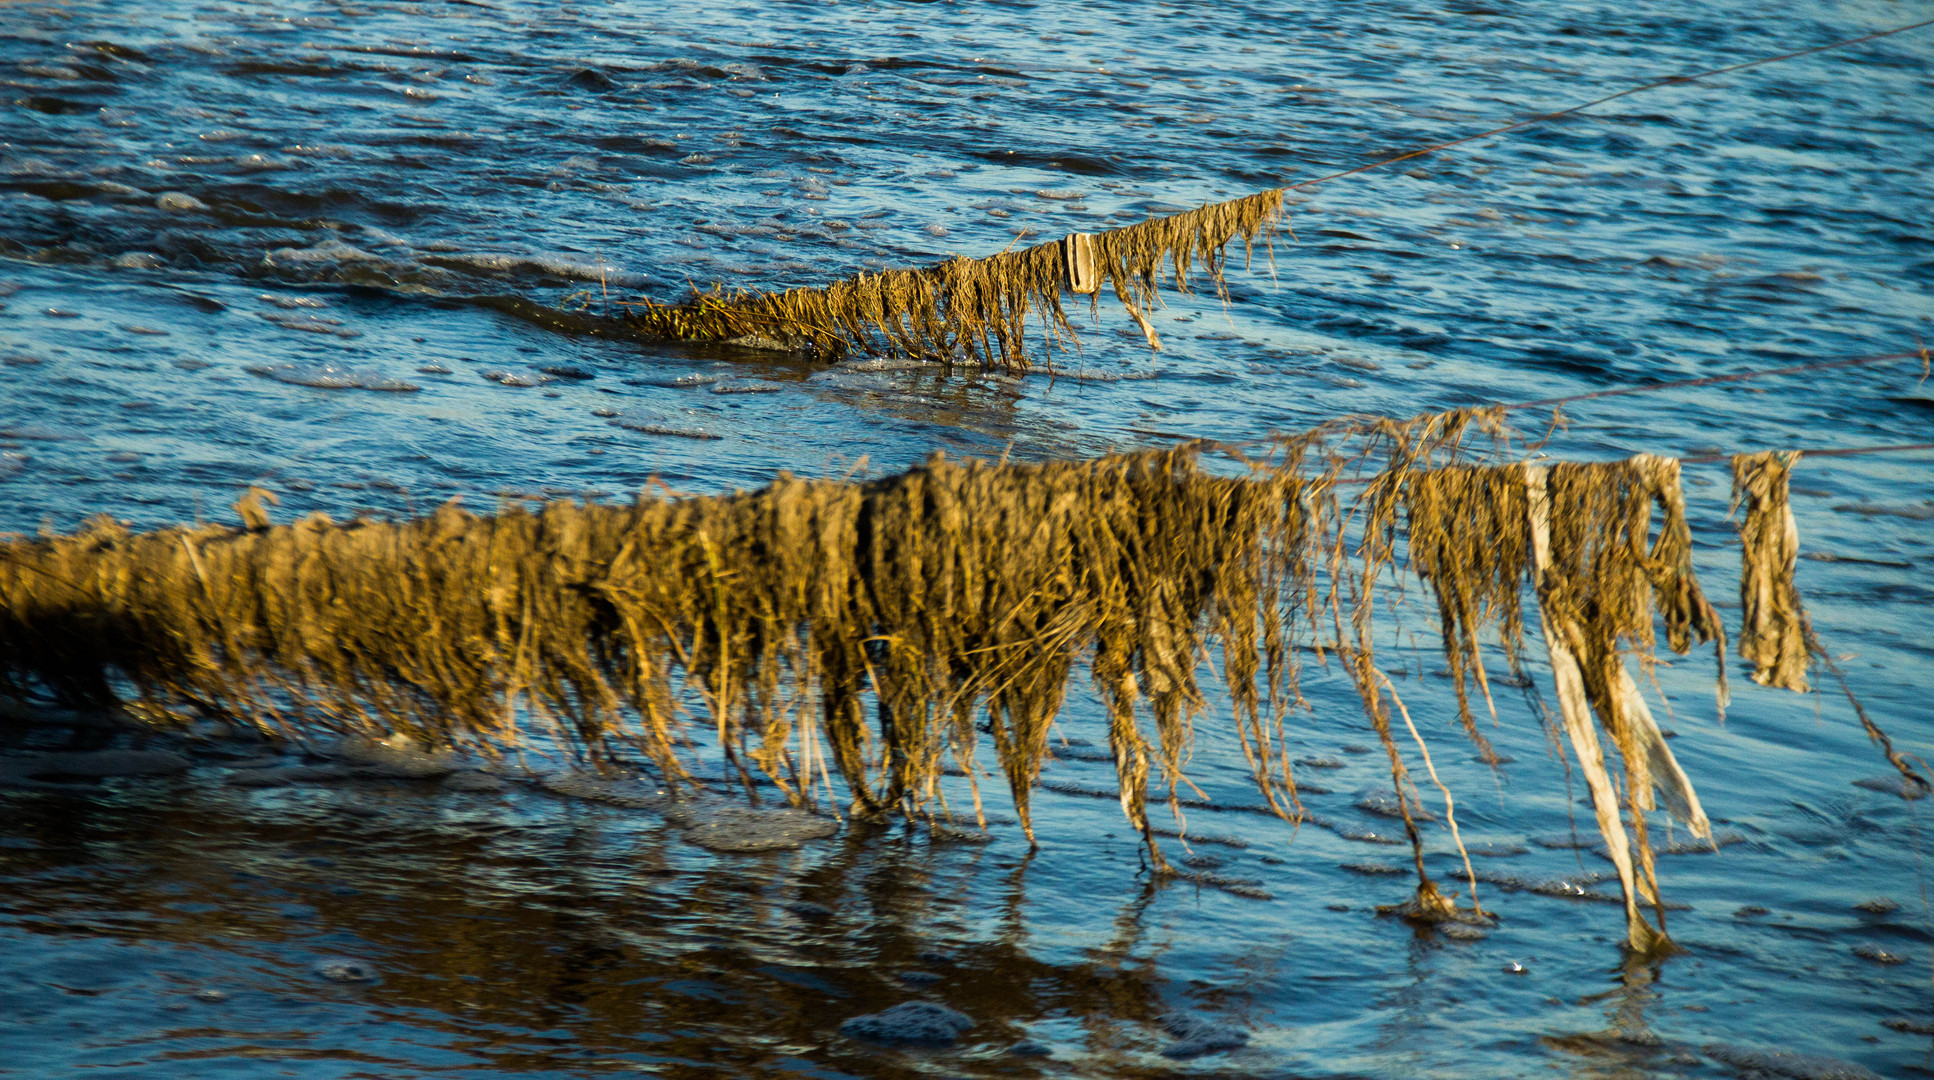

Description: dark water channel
[2,0,1932,1075]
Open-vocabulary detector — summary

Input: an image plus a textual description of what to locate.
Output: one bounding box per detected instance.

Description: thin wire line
[1679,442,1934,465]
[1504,349,1925,410]
[1285,17,1934,191]
[1126,348,1930,459]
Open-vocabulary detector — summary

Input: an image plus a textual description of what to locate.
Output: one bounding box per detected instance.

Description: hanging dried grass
[621,190,1286,372]
[1731,451,1808,690]
[0,443,1326,860]
[1729,451,1928,796]
[0,411,1824,949]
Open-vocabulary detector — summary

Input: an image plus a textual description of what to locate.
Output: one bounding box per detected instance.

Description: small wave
[424,251,648,287]
[606,412,721,440]
[263,239,382,266]
[838,357,946,373]
[0,425,85,441]
[480,370,552,388]
[155,191,208,212]
[245,363,419,392]
[623,373,720,388]
[258,311,347,335]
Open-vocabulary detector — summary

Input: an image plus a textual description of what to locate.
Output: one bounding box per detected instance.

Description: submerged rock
[928,823,995,844]
[330,735,462,778]
[1006,1038,1052,1057]
[540,771,664,809]
[1341,861,1408,876]
[1158,1012,1249,1059]
[1354,788,1435,821]
[1700,1043,1882,1080]
[1,749,176,789]
[228,764,354,788]
[1533,832,1598,850]
[20,748,188,778]
[674,803,838,853]
[839,1000,974,1047]
[441,770,507,793]
[312,958,380,984]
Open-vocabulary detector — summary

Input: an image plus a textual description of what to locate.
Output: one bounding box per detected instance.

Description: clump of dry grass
[1731,451,1807,690]
[622,190,1285,373]
[1,408,1847,951]
[1730,450,1928,797]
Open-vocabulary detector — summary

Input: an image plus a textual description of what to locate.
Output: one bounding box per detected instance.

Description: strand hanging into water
[621,18,1934,370]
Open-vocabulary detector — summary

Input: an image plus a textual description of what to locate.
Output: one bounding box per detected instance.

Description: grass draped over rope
[620,190,1286,372]
[0,408,1864,947]
[1732,451,1807,691]
[1731,450,1929,795]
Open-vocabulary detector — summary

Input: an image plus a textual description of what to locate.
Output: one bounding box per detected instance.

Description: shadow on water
[0,751,1210,1077]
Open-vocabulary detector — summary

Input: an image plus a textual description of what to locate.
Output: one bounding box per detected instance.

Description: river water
[2,0,1932,1075]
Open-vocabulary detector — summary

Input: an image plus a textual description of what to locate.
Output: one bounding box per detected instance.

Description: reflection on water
[2,0,1932,1074]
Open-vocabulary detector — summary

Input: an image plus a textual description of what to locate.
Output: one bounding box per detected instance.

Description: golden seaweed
[622,191,1286,373]
[1,410,1824,952]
